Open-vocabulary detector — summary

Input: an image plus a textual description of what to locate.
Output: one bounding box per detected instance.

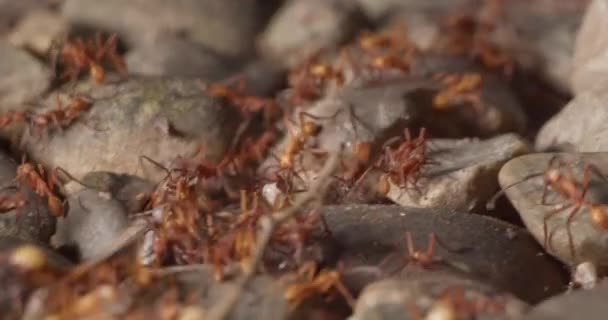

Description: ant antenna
[486,172,544,210]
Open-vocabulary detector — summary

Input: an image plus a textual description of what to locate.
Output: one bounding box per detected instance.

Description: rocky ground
[0,0,607,319]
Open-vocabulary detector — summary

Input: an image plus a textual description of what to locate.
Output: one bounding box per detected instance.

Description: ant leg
[565,205,584,262]
[540,183,551,206]
[426,233,436,258]
[542,203,573,250]
[406,231,415,258]
[333,277,356,308]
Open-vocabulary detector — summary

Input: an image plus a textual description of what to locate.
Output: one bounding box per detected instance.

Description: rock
[53,189,129,260]
[61,0,267,59]
[23,77,239,182]
[129,265,289,320]
[0,41,50,111]
[567,0,606,94]
[498,152,608,266]
[412,58,527,137]
[387,134,529,212]
[522,282,608,320]
[259,0,367,68]
[0,236,71,267]
[126,33,238,80]
[321,204,567,303]
[355,0,475,22]
[80,171,154,214]
[0,151,55,244]
[535,87,608,152]
[225,59,286,97]
[497,0,587,93]
[351,271,527,320]
[8,9,69,55]
[0,238,71,318]
[0,0,55,34]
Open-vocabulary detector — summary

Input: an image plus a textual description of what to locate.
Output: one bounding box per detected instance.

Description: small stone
[8,10,69,55]
[52,189,129,260]
[387,134,529,212]
[498,152,608,266]
[259,0,367,68]
[0,40,50,111]
[80,171,154,213]
[572,261,598,290]
[522,281,608,320]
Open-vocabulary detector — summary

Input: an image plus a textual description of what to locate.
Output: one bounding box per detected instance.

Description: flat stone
[321,204,567,303]
[498,152,608,266]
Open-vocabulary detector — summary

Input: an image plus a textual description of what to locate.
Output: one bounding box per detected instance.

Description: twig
[207,149,342,320]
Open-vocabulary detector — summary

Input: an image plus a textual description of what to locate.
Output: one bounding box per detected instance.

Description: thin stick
[207,149,342,320]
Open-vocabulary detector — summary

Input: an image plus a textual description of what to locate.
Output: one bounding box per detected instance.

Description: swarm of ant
[0,0,581,318]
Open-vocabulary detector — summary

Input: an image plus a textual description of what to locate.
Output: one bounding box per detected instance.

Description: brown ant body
[433,73,483,113]
[284,261,355,309]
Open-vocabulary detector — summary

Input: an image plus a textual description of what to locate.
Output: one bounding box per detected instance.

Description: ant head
[302,121,321,137]
[590,205,608,229]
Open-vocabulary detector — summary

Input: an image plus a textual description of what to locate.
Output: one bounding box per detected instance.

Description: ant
[488,156,608,261]
[286,56,344,106]
[433,72,484,113]
[15,161,67,217]
[376,128,431,193]
[404,232,442,268]
[284,261,355,309]
[54,32,127,84]
[204,80,281,124]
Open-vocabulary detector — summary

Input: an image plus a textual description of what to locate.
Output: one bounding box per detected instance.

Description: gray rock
[0,41,50,111]
[225,59,286,97]
[522,281,608,320]
[321,204,567,303]
[0,152,55,244]
[569,0,608,94]
[80,171,154,214]
[387,134,529,212]
[53,188,129,260]
[8,9,69,55]
[498,152,608,266]
[126,33,238,80]
[61,0,266,59]
[259,0,366,68]
[22,77,239,182]
[351,271,527,320]
[0,0,54,34]
[536,88,608,152]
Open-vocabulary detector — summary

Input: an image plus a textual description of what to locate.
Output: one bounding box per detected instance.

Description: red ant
[488,156,608,261]
[55,32,127,84]
[204,81,281,124]
[15,161,67,218]
[372,128,430,194]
